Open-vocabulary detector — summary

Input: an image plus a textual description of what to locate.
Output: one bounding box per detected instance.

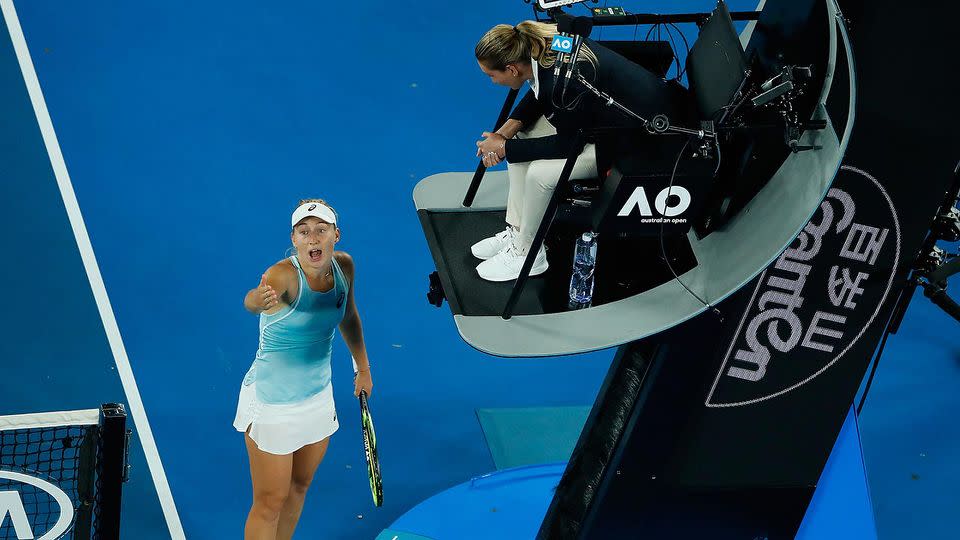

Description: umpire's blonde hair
[475,21,597,71]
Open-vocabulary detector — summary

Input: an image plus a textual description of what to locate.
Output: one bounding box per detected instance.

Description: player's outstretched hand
[256,274,279,312]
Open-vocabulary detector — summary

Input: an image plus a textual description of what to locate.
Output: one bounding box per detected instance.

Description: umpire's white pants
[505,116,597,254]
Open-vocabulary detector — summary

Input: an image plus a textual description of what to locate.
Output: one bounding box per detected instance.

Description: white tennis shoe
[476,242,548,282]
[470,226,516,260]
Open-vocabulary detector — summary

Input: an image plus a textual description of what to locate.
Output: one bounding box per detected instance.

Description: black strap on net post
[74,421,99,538]
[462,88,521,208]
[502,131,586,320]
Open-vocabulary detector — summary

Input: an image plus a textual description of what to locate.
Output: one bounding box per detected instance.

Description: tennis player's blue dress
[233,255,349,454]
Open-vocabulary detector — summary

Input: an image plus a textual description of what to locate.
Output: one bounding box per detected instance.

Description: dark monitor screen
[686,0,748,121]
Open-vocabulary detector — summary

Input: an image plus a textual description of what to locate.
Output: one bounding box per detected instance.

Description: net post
[95,403,127,539]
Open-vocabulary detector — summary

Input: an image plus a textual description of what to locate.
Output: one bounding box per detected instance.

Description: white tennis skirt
[233,380,339,455]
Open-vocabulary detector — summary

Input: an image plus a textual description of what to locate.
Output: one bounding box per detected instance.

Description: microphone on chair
[552,17,576,81]
[560,16,593,98]
[552,35,580,80]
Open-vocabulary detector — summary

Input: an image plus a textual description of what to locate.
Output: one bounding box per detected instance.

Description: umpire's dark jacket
[505,39,682,164]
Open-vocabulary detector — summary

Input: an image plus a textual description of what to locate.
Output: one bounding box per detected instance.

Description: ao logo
[0,470,74,540]
[551,35,573,53]
[617,186,692,217]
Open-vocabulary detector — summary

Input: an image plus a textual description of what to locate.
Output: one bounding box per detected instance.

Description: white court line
[0,1,186,538]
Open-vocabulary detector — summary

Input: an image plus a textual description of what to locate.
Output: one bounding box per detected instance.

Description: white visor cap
[291,202,337,228]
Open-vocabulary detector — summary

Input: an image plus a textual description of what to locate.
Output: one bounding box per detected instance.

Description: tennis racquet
[358,389,383,507]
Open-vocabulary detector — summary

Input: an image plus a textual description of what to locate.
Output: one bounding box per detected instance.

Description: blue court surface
[1,0,957,538]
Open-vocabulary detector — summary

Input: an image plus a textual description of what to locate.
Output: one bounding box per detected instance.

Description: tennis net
[0,404,127,540]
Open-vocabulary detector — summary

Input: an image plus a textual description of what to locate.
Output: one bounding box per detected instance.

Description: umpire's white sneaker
[476,242,549,282]
[471,226,516,260]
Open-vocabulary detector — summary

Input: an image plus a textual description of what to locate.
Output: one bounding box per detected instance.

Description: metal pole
[94,403,128,540]
[463,88,520,207]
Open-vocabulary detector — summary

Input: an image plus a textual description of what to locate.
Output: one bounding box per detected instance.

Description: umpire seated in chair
[472,20,688,282]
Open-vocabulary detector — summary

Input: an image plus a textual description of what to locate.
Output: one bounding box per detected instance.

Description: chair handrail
[462,88,520,208]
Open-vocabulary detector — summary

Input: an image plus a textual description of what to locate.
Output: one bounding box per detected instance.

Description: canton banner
[706,166,901,407]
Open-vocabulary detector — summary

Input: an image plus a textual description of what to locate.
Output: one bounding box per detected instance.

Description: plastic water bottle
[569,232,597,304]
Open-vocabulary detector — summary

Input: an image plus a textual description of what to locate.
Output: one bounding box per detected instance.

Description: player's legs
[244,431,293,540]
[276,437,331,540]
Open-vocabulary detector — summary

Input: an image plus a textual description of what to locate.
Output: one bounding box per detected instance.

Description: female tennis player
[234,199,373,540]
